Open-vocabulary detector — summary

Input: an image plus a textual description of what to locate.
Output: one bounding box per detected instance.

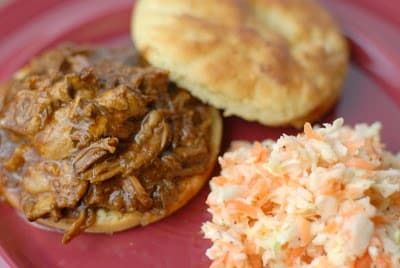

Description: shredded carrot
[248,254,263,268]
[286,247,305,266]
[224,256,235,268]
[371,215,396,225]
[341,206,364,218]
[319,178,343,195]
[324,222,338,233]
[219,157,236,168]
[212,176,230,186]
[252,141,269,162]
[344,140,365,152]
[304,122,324,141]
[297,217,312,245]
[354,252,372,268]
[261,201,274,214]
[248,177,269,198]
[317,257,337,268]
[345,157,376,170]
[375,254,392,268]
[244,240,258,255]
[389,192,400,206]
[224,199,258,219]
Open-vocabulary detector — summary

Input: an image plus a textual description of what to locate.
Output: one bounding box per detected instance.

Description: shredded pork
[0,45,213,243]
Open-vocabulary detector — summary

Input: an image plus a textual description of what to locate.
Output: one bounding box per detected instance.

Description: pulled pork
[0,45,213,243]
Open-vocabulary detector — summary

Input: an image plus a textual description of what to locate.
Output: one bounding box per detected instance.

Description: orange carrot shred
[375,254,392,268]
[346,158,376,170]
[286,247,305,266]
[252,142,269,162]
[213,176,229,186]
[354,252,372,268]
[225,199,258,218]
[371,215,396,225]
[344,140,364,152]
[304,122,324,141]
[297,217,312,245]
[324,222,337,233]
[248,254,263,268]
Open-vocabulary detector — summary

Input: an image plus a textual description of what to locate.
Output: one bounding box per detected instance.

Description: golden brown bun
[132,0,349,127]
[4,108,222,234]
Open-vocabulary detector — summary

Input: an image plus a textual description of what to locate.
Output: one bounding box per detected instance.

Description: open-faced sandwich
[0,44,222,243]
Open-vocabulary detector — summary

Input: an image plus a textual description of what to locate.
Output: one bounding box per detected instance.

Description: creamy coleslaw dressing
[202,119,400,267]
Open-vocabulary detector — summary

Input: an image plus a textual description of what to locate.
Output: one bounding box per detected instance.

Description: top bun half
[132,0,349,127]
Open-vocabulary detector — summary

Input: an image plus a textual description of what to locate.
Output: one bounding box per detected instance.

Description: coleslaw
[202,118,400,268]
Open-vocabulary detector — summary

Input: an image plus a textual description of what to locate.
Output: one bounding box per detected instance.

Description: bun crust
[132,0,348,127]
[4,108,222,234]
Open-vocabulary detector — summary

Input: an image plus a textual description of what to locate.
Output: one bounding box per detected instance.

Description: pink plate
[0,0,399,267]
